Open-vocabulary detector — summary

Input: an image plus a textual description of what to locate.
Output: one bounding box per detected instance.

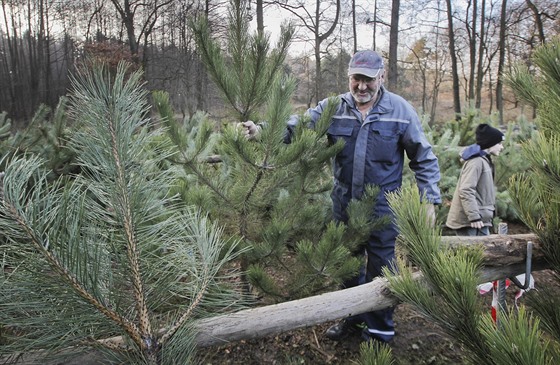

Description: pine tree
[380,38,560,365]
[507,37,560,346]
[153,0,385,302]
[0,63,245,364]
[0,98,77,179]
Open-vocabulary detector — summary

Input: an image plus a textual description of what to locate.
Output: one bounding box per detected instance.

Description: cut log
[440,233,543,267]
[99,233,545,349]
[193,233,544,347]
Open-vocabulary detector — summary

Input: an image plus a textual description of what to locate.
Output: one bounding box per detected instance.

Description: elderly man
[242,50,441,344]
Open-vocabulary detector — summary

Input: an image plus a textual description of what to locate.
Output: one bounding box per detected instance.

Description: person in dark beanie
[446,123,505,236]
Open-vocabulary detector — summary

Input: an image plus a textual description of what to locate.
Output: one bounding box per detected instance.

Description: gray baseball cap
[348,50,384,78]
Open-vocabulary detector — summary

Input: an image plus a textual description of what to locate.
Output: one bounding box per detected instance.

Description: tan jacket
[446,155,496,229]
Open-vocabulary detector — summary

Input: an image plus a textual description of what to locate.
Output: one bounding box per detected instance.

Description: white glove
[470,220,485,229]
[237,120,261,140]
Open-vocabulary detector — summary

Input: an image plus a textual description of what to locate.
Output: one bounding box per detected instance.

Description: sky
[251,2,387,55]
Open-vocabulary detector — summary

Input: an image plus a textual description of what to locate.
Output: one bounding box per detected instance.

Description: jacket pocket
[328,125,353,136]
[370,127,399,163]
[327,124,354,145]
[479,207,494,223]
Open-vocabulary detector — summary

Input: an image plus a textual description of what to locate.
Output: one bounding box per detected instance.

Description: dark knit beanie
[476,124,505,150]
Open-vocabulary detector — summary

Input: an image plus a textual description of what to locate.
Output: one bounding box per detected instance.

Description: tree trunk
[256,0,264,36]
[314,36,322,104]
[445,0,462,119]
[99,233,544,349]
[352,0,357,53]
[387,0,399,91]
[312,0,340,102]
[372,0,378,50]
[468,0,477,102]
[525,0,545,44]
[196,0,211,112]
[496,0,507,125]
[1,0,18,117]
[475,0,486,109]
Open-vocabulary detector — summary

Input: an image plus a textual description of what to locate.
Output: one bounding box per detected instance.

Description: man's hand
[237,120,261,140]
[470,220,484,229]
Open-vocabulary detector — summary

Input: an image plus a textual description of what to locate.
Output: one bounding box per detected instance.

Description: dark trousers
[342,204,397,343]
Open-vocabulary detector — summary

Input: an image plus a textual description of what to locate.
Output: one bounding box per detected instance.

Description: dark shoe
[325,320,361,341]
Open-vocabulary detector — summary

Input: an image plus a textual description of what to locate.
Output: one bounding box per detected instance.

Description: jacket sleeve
[457,160,484,222]
[284,99,329,144]
[402,117,442,204]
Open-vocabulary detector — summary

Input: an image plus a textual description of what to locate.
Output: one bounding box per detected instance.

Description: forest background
[1,0,559,126]
[1,0,560,364]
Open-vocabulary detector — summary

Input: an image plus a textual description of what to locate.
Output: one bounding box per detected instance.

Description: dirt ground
[195,302,469,365]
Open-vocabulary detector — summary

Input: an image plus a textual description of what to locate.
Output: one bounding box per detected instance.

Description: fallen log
[440,233,541,267]
[100,233,546,349]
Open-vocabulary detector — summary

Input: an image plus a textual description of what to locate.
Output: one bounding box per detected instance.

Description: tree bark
[256,0,264,36]
[352,0,357,53]
[467,0,477,102]
[194,233,543,347]
[496,0,507,125]
[525,0,545,44]
[99,233,544,349]
[313,0,340,102]
[387,0,399,91]
[445,0,462,119]
[475,0,486,109]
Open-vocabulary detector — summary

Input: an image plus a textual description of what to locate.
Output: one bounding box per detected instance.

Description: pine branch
[386,187,492,364]
[1,157,143,346]
[153,91,237,209]
[0,62,247,364]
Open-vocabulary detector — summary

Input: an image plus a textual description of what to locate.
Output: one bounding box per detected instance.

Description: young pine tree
[0,98,77,178]
[382,38,560,365]
[385,187,555,365]
[0,63,245,365]
[507,37,560,347]
[154,0,385,302]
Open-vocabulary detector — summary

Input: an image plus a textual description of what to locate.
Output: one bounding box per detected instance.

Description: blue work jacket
[287,88,441,214]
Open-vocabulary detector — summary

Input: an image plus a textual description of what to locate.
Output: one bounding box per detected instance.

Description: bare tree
[445,0,461,119]
[1,0,21,117]
[0,0,59,120]
[466,0,477,102]
[3,0,560,126]
[387,0,399,91]
[108,0,174,64]
[256,0,264,35]
[474,0,486,109]
[352,0,357,53]
[495,0,507,125]
[524,0,545,44]
[406,40,429,112]
[271,0,341,103]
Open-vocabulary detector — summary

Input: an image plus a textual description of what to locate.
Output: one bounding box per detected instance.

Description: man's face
[349,73,384,105]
